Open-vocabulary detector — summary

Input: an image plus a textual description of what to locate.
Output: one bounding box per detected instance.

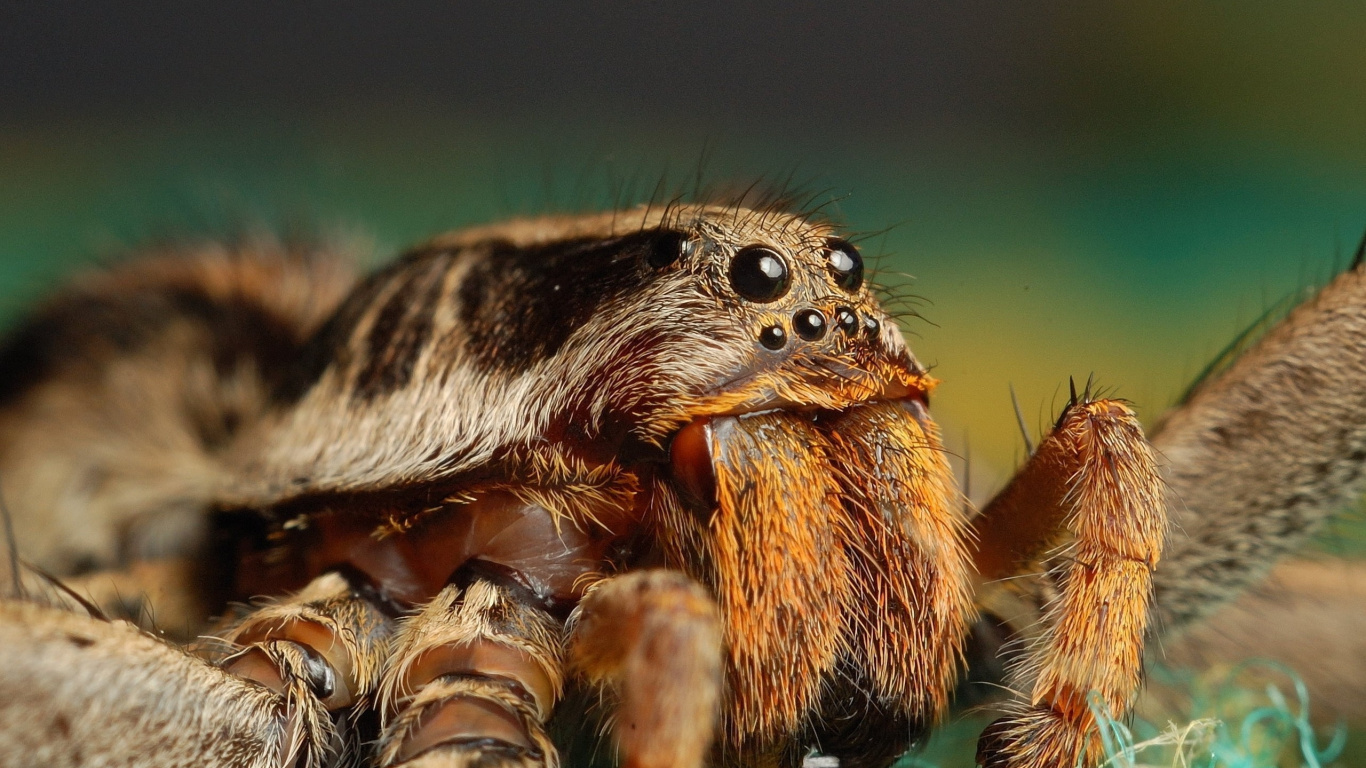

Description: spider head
[594,204,932,448]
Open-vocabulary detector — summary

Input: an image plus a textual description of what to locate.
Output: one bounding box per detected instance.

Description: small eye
[863,315,881,338]
[826,238,864,292]
[759,324,787,350]
[793,309,827,341]
[729,246,791,302]
[648,231,691,269]
[835,306,859,334]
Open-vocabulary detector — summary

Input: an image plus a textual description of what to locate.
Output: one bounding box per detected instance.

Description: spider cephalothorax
[1,201,1361,768]
[202,204,979,765]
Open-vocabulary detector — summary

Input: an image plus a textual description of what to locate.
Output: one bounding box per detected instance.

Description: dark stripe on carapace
[283,228,684,400]
[457,230,681,373]
[353,253,451,401]
[0,285,307,418]
[277,265,395,403]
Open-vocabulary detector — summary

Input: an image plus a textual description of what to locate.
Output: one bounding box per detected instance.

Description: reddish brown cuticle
[223,647,287,695]
[397,697,535,762]
[403,640,554,717]
[670,418,717,507]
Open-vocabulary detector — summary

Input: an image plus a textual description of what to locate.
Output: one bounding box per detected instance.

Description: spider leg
[1126,262,1366,724]
[215,570,398,767]
[375,576,563,768]
[565,569,724,768]
[1152,261,1366,627]
[970,398,1167,768]
[6,556,209,639]
[0,598,298,767]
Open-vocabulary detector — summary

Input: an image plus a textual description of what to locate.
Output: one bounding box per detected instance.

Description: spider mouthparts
[670,418,717,507]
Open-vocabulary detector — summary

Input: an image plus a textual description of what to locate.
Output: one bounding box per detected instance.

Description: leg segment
[971,397,1167,768]
[1,598,293,768]
[2,556,209,640]
[376,577,563,768]
[215,570,398,767]
[61,557,208,637]
[1153,262,1366,628]
[566,569,723,768]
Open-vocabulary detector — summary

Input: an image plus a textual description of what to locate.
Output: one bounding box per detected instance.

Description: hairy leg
[566,569,723,768]
[212,571,397,766]
[0,242,357,589]
[1122,262,1366,729]
[0,599,294,768]
[21,557,209,638]
[971,397,1167,768]
[1151,261,1366,617]
[376,577,563,768]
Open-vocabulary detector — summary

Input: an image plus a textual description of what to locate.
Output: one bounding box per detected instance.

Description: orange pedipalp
[702,413,853,741]
[653,399,973,756]
[819,400,974,722]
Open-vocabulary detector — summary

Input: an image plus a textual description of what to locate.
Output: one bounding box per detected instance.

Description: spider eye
[648,231,691,269]
[793,309,827,341]
[729,246,791,302]
[758,324,788,350]
[835,306,859,334]
[826,239,864,292]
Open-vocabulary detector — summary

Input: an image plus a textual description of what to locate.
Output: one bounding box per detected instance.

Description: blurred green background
[3,3,1365,510]
[1,4,1364,762]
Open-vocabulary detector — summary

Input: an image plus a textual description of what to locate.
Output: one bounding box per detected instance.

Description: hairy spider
[0,201,1362,768]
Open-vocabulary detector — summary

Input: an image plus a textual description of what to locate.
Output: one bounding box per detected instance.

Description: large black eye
[648,231,691,269]
[826,238,864,292]
[729,246,791,302]
[793,309,827,341]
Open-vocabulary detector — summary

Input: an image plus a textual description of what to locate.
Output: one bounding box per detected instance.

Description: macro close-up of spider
[2,4,1365,768]
[1,199,1364,768]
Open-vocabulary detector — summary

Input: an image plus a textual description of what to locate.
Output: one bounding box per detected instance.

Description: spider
[0,201,1362,768]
